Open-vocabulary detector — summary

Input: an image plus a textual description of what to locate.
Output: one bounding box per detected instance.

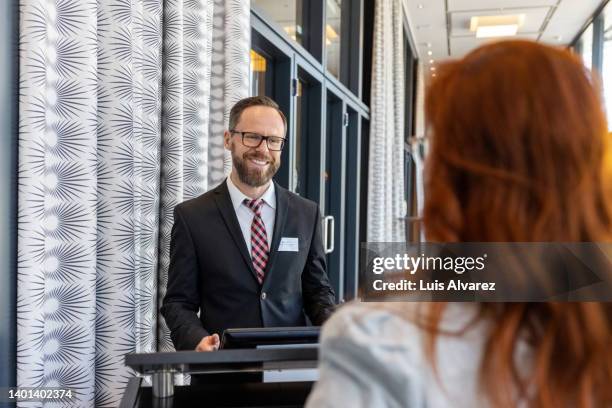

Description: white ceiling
[404,0,605,68]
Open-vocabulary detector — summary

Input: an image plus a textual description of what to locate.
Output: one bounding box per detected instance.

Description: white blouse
[306,301,529,408]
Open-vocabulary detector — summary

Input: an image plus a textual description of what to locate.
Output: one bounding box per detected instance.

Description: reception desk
[119,346,318,408]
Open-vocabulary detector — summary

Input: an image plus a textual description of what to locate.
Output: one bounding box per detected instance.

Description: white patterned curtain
[17,0,249,406]
[366,0,406,242]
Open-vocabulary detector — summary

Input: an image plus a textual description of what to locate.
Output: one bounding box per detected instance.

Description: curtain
[17,0,250,406]
[366,0,406,242]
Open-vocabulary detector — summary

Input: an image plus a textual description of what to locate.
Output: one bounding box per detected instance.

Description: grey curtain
[17,0,250,406]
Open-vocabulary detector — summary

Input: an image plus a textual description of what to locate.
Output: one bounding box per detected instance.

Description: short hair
[228,96,287,134]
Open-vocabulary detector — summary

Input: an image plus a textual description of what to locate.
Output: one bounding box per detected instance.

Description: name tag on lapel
[278,237,299,252]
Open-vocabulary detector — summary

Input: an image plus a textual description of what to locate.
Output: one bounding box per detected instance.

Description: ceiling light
[430,66,436,71]
[432,73,437,77]
[427,50,433,56]
[470,14,525,38]
[427,43,432,48]
[417,4,424,9]
[429,59,434,64]
[476,25,519,38]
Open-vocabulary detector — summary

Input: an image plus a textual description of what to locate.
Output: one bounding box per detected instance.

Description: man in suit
[161,96,336,352]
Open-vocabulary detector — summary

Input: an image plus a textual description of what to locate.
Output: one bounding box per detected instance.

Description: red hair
[422,40,612,407]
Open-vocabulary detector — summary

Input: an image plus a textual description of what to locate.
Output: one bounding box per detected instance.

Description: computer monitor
[220,326,320,349]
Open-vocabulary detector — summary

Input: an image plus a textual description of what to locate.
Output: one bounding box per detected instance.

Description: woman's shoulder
[313,301,487,407]
[319,301,487,383]
[321,301,423,343]
[319,301,430,377]
[310,302,432,407]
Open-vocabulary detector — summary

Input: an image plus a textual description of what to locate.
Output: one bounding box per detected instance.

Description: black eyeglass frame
[229,130,286,151]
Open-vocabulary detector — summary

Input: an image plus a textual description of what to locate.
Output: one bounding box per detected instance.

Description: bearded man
[161,96,336,352]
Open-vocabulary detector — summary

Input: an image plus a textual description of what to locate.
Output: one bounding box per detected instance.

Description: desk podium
[119,332,319,408]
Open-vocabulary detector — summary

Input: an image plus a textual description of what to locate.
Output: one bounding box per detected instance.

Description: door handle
[323,215,335,254]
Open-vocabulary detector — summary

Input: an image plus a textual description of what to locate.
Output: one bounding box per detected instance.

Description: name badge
[278,237,299,252]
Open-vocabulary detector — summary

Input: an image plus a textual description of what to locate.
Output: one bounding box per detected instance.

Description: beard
[232,146,280,187]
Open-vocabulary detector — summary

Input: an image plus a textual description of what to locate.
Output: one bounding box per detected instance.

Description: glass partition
[325,0,342,79]
[602,3,612,130]
[578,23,594,70]
[252,0,305,45]
[251,0,373,301]
[249,49,268,96]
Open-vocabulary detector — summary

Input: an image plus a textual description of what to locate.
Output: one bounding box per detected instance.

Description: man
[161,96,336,352]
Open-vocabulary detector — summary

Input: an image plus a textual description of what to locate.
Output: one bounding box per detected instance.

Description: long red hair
[423,40,612,407]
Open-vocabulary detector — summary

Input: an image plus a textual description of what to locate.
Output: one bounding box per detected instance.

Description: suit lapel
[213,181,258,281]
[262,182,288,286]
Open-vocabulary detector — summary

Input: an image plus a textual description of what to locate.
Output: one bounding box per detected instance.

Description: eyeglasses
[230,130,286,151]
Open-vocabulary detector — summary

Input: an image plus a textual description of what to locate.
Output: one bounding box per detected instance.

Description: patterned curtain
[17,0,249,406]
[366,0,406,242]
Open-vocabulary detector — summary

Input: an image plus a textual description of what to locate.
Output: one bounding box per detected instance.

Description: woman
[306,40,612,407]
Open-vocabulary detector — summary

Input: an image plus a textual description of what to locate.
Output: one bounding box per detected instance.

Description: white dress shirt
[226,175,276,257]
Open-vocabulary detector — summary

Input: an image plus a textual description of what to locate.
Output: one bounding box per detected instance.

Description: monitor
[220,326,320,349]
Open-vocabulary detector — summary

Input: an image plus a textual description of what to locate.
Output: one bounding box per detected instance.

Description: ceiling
[403,0,606,73]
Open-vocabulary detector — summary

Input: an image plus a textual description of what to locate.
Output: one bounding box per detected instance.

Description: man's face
[224,106,285,187]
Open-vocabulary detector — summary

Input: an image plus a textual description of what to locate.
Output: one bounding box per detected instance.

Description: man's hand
[195,334,220,351]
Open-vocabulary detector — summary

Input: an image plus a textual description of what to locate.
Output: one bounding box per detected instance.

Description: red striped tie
[245,199,269,284]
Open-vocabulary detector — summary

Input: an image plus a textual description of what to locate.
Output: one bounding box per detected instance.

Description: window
[252,0,362,95]
[578,23,594,70]
[325,0,342,79]
[573,1,612,130]
[402,20,419,242]
[251,0,306,45]
[249,49,268,96]
[294,78,313,196]
[602,2,612,130]
[251,0,371,301]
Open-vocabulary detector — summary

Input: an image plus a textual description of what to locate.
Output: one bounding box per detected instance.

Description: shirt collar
[226,174,277,212]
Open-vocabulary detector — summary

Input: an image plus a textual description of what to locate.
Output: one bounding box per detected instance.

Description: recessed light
[429,59,434,64]
[432,73,437,77]
[418,4,424,9]
[430,66,436,71]
[427,50,433,56]
[476,25,518,38]
[427,43,432,48]
[470,14,525,38]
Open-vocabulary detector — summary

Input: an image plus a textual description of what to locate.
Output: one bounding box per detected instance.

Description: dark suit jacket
[161,180,336,350]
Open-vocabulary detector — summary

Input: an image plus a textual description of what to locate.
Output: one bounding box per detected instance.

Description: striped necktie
[244,198,269,284]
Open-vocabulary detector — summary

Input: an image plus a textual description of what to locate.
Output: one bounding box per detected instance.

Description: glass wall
[252,0,361,94]
[325,0,342,79]
[573,1,612,131]
[577,23,594,70]
[251,0,373,300]
[402,20,419,242]
[252,0,305,45]
[294,79,304,193]
[250,49,268,96]
[603,2,612,130]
